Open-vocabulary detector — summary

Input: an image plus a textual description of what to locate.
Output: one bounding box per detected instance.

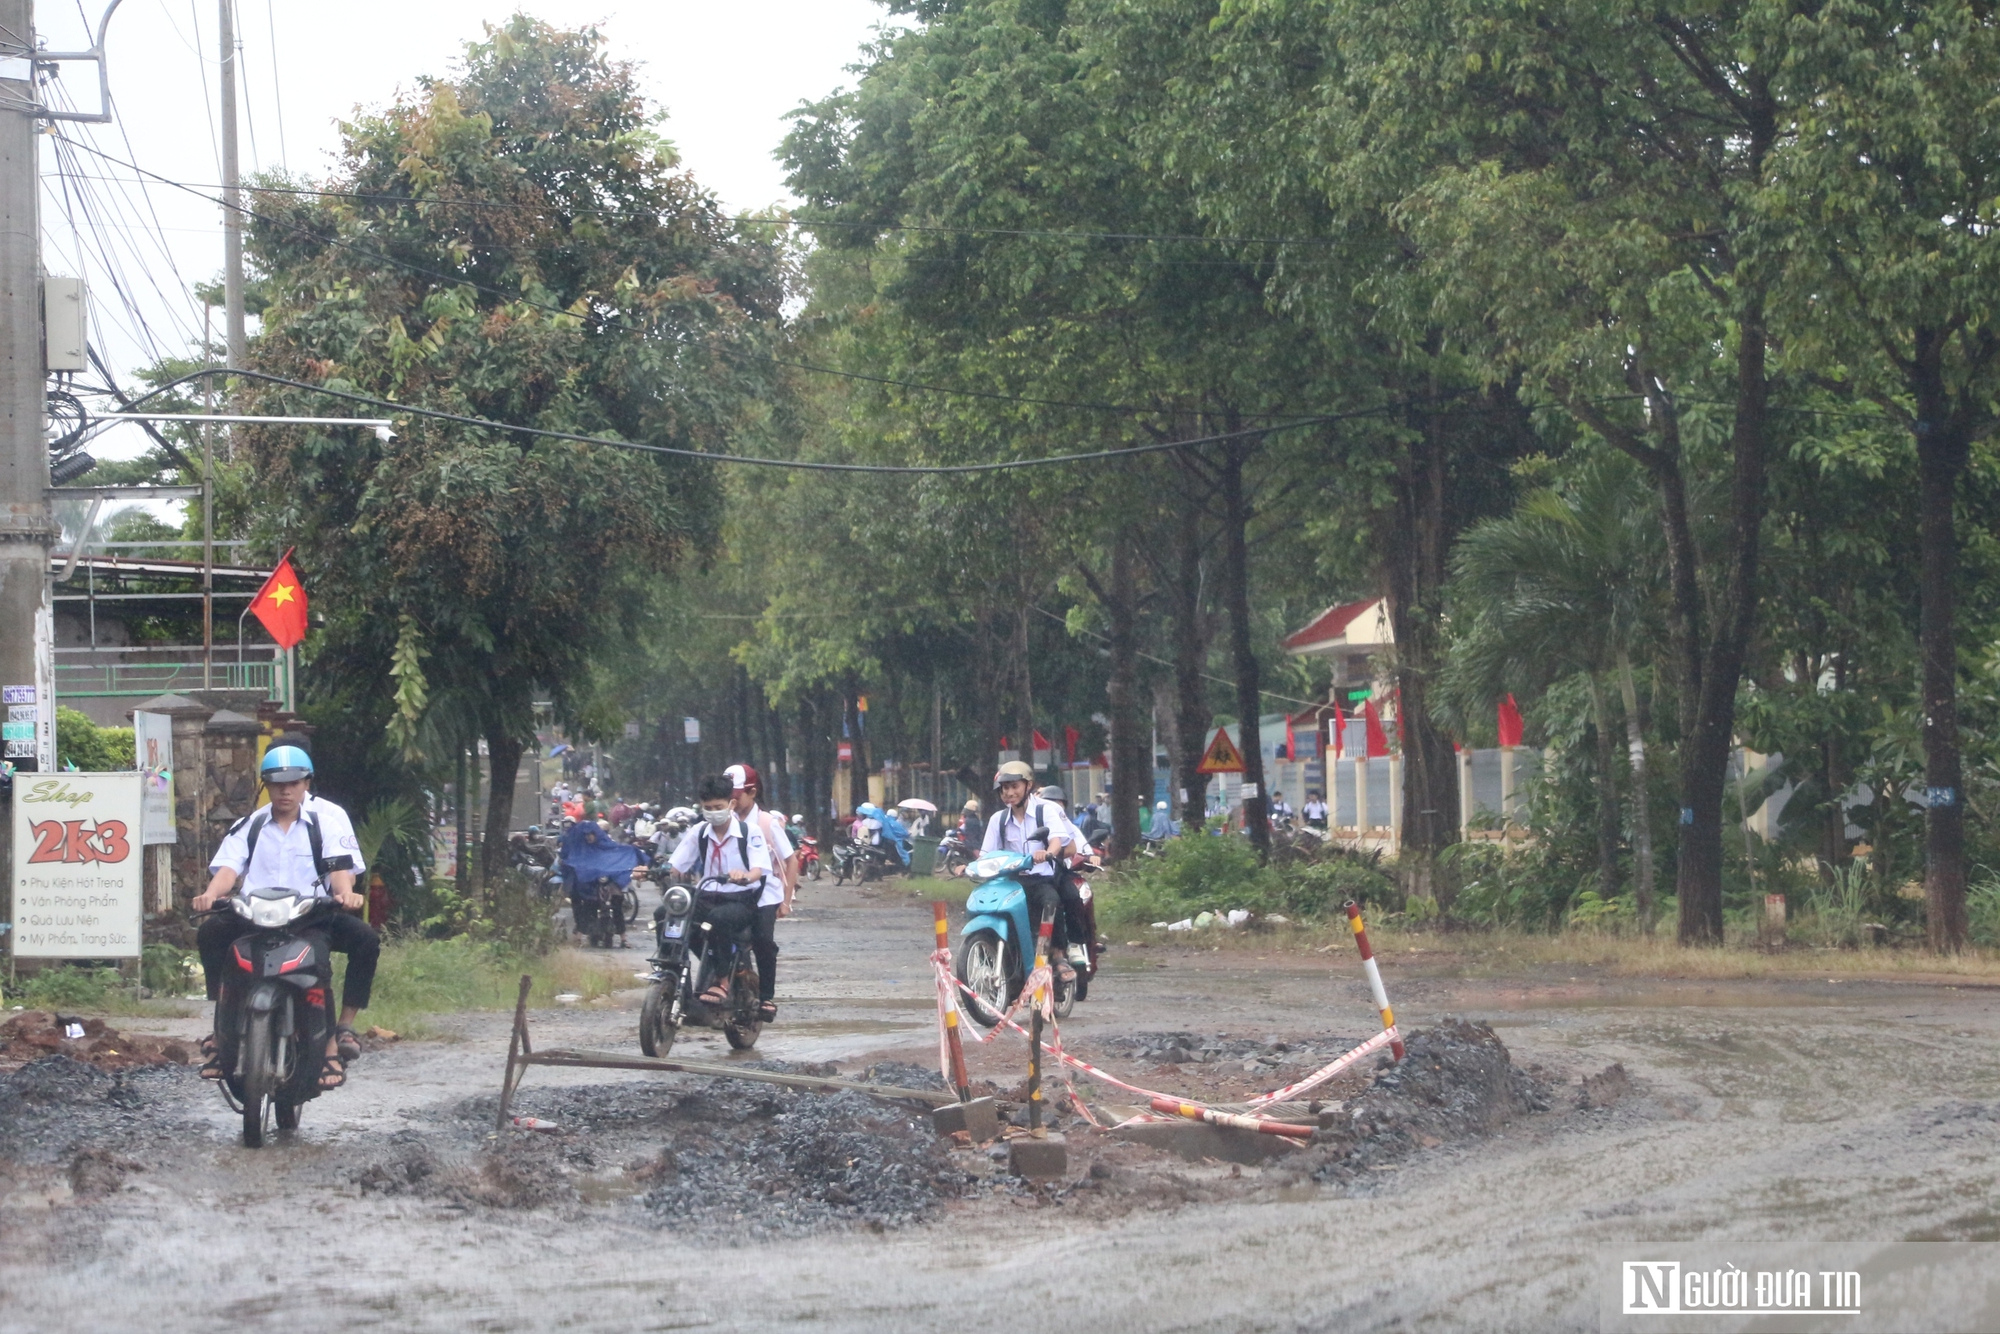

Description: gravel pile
[1100,1030,1368,1073]
[1278,1019,1549,1187]
[637,1084,964,1236]
[0,1054,202,1165]
[0,1011,195,1073]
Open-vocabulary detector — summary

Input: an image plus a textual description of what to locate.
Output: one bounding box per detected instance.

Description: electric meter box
[44,276,87,372]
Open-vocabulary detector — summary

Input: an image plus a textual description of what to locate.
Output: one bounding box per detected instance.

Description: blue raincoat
[857,802,912,865]
[560,820,648,897]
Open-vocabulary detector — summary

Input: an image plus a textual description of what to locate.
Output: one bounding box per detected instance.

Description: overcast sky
[38,0,889,460]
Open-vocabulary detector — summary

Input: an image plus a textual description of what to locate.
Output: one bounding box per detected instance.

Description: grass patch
[335,936,644,1039]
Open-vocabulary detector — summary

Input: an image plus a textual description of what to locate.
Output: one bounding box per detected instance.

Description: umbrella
[548,743,572,756]
[895,798,939,813]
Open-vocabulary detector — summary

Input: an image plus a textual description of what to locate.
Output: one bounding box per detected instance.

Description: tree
[1441,451,1667,928]
[238,18,787,880]
[1770,0,2000,950]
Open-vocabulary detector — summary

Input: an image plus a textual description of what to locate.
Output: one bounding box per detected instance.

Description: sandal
[757,1001,778,1023]
[318,1055,347,1090]
[698,982,730,1006]
[335,1025,361,1063]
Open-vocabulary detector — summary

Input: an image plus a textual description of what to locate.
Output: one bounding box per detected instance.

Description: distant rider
[191,743,375,1090]
[1303,789,1329,829]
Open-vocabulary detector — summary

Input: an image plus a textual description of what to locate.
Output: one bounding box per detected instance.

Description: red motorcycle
[797,835,822,881]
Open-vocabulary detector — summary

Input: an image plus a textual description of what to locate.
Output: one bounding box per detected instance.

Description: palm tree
[1439,451,1666,929]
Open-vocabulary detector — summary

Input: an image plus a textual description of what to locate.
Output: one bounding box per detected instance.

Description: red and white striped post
[1027,915,1053,1134]
[932,901,972,1101]
[1345,899,1405,1061]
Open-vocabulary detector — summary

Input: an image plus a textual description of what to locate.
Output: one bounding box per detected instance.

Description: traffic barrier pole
[1147,1096,1316,1139]
[932,901,972,1101]
[1344,899,1405,1060]
[1028,914,1053,1136]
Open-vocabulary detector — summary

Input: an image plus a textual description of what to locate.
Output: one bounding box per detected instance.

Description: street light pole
[218,0,246,371]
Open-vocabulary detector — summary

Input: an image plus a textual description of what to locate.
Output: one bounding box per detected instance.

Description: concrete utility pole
[218,0,246,370]
[0,0,51,763]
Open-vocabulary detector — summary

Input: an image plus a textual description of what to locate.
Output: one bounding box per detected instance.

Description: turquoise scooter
[953,837,1079,1027]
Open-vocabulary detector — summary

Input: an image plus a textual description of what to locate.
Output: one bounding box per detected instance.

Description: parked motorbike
[203,889,339,1148]
[934,827,976,876]
[953,837,1077,1027]
[797,835,822,881]
[831,826,896,884]
[639,882,763,1055]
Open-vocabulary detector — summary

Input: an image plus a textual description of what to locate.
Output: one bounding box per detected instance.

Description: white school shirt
[667,814,773,893]
[209,797,361,899]
[744,804,795,908]
[981,798,1077,879]
[1303,799,1329,823]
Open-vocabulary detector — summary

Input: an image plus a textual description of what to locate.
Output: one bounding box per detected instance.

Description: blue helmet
[260,744,314,783]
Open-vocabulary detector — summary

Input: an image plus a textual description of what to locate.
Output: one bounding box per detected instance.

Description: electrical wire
[1031,605,1322,708]
[265,0,286,168]
[93,366,1370,473]
[55,131,1371,422]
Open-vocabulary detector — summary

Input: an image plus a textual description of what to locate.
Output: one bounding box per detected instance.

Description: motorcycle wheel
[809,860,822,882]
[833,860,849,886]
[639,979,679,1058]
[1054,966,1078,1019]
[240,1010,275,1148]
[276,1099,302,1130]
[724,967,762,1050]
[954,929,1012,1028]
[619,886,640,931]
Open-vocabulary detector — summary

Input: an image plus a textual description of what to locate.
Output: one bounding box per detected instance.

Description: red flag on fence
[1064,725,1079,762]
[1331,702,1347,758]
[1032,729,1052,754]
[1363,700,1390,758]
[1284,714,1298,761]
[1497,694,1524,748]
[250,548,309,649]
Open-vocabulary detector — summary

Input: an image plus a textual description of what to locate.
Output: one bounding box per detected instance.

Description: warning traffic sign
[1197,727,1246,774]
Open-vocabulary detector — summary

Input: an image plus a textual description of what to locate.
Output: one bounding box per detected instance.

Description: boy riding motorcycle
[724,763,794,1023]
[958,760,1080,984]
[667,773,779,1019]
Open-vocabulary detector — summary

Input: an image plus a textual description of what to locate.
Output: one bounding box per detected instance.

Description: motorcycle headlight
[247,896,295,928]
[664,885,692,916]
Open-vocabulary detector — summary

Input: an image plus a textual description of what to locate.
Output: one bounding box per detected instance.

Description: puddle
[1471,983,1917,1011]
[772,1020,929,1037]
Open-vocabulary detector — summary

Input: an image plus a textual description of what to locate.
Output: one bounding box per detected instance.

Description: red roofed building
[1283,597,1392,697]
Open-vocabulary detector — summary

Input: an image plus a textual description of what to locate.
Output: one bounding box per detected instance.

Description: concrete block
[931,1097,1001,1143]
[1008,1132,1068,1179]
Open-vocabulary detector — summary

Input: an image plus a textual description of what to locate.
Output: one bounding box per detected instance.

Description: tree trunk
[1171,494,1213,828]
[1012,599,1036,774]
[1217,440,1269,859]
[481,727,524,886]
[1617,649,1656,933]
[454,745,471,896]
[1383,397,1461,901]
[1102,534,1145,861]
[1153,681,1181,826]
[1587,673,1621,904]
[797,696,823,840]
[1675,294,1770,944]
[1913,372,1970,951]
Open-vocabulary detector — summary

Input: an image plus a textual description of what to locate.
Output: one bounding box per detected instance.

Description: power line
[100,367,1364,474]
[51,135,1353,419]
[1031,605,1322,709]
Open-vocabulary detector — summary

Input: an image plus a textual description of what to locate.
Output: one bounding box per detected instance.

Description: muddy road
[2,879,1997,1332]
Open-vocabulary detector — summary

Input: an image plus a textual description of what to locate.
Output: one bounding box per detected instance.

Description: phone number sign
[11,773,144,958]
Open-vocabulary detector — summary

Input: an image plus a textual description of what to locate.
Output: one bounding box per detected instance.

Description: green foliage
[55,707,133,773]
[1969,872,2000,948]
[1098,834,1394,927]
[140,944,199,997]
[14,964,123,1010]
[1801,864,1873,950]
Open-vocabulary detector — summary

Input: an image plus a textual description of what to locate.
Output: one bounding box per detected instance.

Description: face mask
[702,807,732,828]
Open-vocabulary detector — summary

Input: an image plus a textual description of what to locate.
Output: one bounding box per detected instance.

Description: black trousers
[1023,876,1069,953]
[198,907,380,1012]
[1052,863,1089,953]
[751,904,779,1002]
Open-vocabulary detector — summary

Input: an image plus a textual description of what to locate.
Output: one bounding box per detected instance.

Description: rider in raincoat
[855,802,912,868]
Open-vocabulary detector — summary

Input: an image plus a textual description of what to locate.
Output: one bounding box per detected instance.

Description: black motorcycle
[572,874,639,948]
[204,888,338,1148]
[639,882,763,1055]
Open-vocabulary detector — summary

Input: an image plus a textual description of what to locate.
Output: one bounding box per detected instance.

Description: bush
[14,964,123,1010]
[55,707,133,772]
[1968,871,2000,947]
[1096,833,1394,927]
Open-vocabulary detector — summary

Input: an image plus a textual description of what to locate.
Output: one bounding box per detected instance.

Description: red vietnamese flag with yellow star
[250,548,309,649]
